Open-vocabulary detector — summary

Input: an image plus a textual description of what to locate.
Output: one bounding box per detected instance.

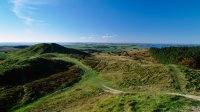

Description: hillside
[0,57,74,86]
[13,43,90,59]
[0,66,83,111]
[0,43,89,111]
[12,48,200,112]
[0,55,84,111]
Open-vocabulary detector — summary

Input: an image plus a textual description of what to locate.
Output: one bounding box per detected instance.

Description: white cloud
[10,0,51,25]
[101,34,118,39]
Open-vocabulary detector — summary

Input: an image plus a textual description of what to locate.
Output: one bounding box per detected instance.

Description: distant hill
[13,45,29,49]
[14,43,90,58]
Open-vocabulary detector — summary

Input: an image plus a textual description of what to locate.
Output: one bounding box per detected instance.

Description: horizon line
[0,41,200,45]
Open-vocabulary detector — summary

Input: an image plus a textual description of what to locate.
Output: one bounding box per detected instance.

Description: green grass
[167,65,187,93]
[93,93,200,112]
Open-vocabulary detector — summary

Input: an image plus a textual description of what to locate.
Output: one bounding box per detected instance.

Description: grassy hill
[0,43,89,111]
[12,43,90,59]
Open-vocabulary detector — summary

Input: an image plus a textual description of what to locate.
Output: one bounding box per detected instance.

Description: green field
[64,43,140,53]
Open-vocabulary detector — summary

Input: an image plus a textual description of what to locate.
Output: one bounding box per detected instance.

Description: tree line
[149,46,200,69]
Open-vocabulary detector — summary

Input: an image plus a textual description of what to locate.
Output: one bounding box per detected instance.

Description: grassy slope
[97,54,174,92]
[14,54,200,112]
[0,55,84,111]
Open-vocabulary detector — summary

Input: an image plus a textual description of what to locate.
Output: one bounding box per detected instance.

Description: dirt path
[103,85,126,94]
[168,93,200,101]
[103,85,200,101]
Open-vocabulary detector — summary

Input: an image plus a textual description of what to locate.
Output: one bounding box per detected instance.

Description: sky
[0,0,200,43]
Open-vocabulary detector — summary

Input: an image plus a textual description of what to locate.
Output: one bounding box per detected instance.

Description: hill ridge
[14,43,90,58]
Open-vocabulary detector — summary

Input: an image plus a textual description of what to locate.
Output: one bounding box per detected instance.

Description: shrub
[179,57,197,68]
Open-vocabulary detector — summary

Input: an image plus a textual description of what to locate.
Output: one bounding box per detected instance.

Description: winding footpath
[103,85,200,101]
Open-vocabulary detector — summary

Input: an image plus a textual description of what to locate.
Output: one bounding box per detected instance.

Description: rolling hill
[0,44,200,112]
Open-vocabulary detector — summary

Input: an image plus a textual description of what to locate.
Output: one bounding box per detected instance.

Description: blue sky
[0,0,200,43]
